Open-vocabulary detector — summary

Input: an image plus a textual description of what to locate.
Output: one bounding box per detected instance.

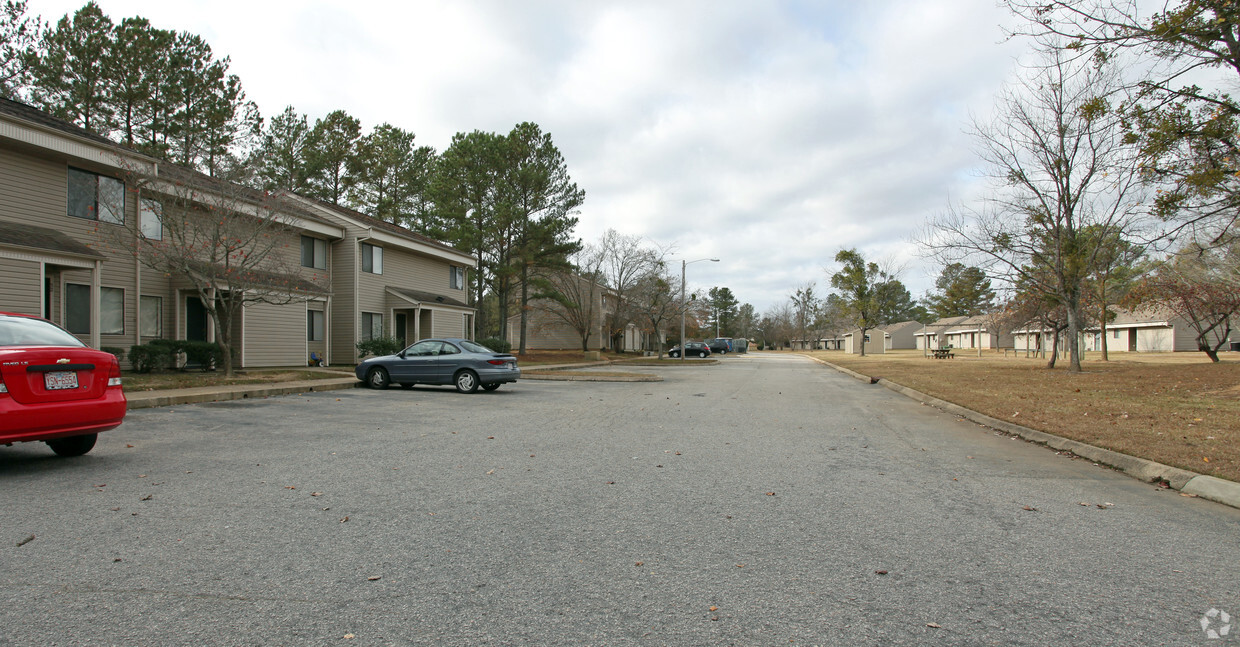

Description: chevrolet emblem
[56,358,71,364]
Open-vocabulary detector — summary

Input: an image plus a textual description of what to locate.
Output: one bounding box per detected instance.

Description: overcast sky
[30,0,1032,312]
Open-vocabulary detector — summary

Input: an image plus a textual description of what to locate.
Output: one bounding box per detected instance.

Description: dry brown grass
[123,369,344,391]
[805,349,1240,483]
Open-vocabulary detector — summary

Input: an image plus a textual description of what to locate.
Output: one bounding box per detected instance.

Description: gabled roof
[386,286,469,309]
[0,97,121,149]
[913,316,969,335]
[288,193,471,261]
[882,320,923,335]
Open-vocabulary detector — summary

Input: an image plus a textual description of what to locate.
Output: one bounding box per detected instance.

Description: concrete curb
[804,354,1240,511]
[126,378,359,410]
[521,372,662,382]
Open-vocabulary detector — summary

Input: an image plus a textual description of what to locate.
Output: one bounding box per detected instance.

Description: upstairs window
[140,199,163,239]
[68,167,124,224]
[450,265,465,290]
[361,243,383,274]
[302,236,327,269]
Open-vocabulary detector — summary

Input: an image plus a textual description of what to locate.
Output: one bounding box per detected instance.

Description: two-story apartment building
[0,97,474,367]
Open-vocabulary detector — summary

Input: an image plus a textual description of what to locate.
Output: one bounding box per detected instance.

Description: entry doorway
[395,313,408,347]
[1128,329,1138,352]
[186,296,209,342]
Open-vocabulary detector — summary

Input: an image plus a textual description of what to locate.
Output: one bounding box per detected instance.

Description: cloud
[33,0,1031,309]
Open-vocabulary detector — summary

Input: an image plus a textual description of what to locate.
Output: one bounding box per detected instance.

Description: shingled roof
[0,218,106,259]
[292,193,469,257]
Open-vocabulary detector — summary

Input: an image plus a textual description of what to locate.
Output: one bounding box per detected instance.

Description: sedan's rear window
[0,316,86,347]
[459,340,494,354]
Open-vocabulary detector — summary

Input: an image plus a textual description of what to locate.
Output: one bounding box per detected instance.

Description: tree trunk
[518,265,530,355]
[1065,305,1082,373]
[1046,330,1059,369]
[858,326,868,357]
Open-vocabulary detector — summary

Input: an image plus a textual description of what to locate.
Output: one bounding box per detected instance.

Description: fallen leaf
[340,516,349,522]
[927,622,942,629]
[344,634,354,640]
[367,576,381,581]
[126,444,134,448]
[635,561,644,566]
[1022,505,1037,512]
[140,494,152,501]
[16,535,35,547]
[285,486,296,490]
[1181,493,1199,498]
[765,492,776,496]
[487,436,495,440]
[311,492,322,497]
[709,606,718,612]
[875,569,888,575]
[735,564,745,568]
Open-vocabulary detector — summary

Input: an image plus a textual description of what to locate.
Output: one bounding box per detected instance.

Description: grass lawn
[123,369,347,392]
[803,349,1240,483]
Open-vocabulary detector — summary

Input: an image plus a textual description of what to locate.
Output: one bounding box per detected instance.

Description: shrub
[356,336,403,358]
[478,337,511,353]
[128,344,171,374]
[182,340,225,371]
[101,346,126,363]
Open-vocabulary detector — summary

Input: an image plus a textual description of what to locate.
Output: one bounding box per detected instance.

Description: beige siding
[243,300,307,367]
[432,309,466,339]
[0,147,64,219]
[0,257,42,315]
[329,235,357,365]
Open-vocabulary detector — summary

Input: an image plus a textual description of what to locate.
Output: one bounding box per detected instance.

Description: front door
[186,296,208,342]
[395,313,408,348]
[1128,329,1138,352]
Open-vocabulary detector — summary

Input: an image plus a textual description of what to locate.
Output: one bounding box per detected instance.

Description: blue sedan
[355,338,520,393]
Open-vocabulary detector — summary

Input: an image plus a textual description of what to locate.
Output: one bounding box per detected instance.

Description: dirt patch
[806,350,1240,483]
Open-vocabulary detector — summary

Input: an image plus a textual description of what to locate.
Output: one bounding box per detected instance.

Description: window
[361,312,382,340]
[1113,329,1121,339]
[450,265,465,290]
[361,243,382,274]
[140,295,162,337]
[65,283,90,334]
[101,287,123,335]
[308,310,325,342]
[140,199,163,240]
[68,167,124,224]
[302,236,327,270]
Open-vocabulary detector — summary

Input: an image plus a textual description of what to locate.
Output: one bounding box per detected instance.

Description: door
[387,339,442,383]
[186,296,208,342]
[1128,329,1138,352]
[395,313,408,348]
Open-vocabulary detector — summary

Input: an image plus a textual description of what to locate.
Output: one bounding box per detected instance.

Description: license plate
[44,371,79,390]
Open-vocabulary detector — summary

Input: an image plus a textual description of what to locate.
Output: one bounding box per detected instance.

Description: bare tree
[629,266,681,357]
[1130,242,1240,362]
[922,47,1150,372]
[531,244,606,352]
[598,229,663,351]
[108,160,327,376]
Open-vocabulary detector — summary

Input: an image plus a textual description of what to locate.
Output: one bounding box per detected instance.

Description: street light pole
[679,257,719,361]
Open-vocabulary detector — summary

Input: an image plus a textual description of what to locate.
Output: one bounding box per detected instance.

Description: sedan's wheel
[454,370,479,394]
[482,383,501,392]
[698,351,707,358]
[46,433,97,457]
[366,367,390,389]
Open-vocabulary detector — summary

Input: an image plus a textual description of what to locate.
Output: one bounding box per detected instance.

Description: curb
[521,372,662,382]
[804,355,1240,511]
[126,378,359,410]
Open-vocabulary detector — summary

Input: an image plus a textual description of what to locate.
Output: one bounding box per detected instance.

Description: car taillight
[106,360,123,387]
[0,377,7,394]
[487,359,506,365]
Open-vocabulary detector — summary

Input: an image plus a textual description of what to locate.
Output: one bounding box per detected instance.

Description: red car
[0,312,126,456]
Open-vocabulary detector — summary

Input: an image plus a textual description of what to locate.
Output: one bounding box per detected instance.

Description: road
[2,353,1238,646]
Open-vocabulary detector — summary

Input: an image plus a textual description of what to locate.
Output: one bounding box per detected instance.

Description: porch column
[90,259,101,349]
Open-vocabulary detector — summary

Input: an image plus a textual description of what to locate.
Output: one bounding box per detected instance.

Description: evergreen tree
[255,105,312,192]
[1,0,39,98]
[26,2,115,133]
[304,109,361,205]
[925,263,994,319]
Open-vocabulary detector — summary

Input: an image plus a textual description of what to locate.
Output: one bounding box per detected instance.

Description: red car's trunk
[0,347,110,404]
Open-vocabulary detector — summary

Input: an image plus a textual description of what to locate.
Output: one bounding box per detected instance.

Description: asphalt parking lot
[2,353,1238,645]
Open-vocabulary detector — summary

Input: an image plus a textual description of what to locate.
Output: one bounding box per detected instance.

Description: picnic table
[931,348,955,359]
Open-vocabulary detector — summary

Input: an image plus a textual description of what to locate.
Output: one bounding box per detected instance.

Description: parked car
[706,338,733,354]
[355,338,520,393]
[0,312,126,456]
[668,342,711,358]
